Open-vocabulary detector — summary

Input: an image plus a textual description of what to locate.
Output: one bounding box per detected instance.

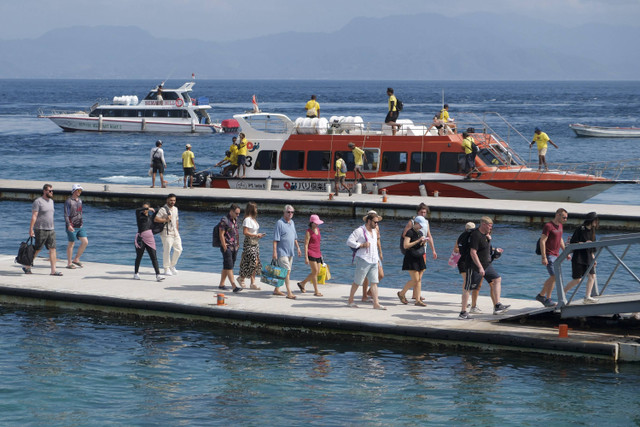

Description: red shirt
[542,221,563,256]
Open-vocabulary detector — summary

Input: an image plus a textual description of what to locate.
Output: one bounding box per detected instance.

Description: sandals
[415,300,427,307]
[50,271,63,276]
[297,282,306,293]
[250,284,261,290]
[66,264,77,269]
[314,293,323,297]
[72,261,83,268]
[22,267,32,274]
[397,292,408,304]
[286,294,297,300]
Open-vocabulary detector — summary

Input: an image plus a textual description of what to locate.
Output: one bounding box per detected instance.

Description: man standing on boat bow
[530,127,558,171]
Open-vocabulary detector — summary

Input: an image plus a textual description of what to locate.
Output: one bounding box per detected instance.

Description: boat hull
[45,116,221,133]
[570,124,640,138]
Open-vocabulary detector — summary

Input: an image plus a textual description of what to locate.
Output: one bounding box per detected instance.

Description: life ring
[247,141,254,150]
[176,99,184,107]
[283,182,291,191]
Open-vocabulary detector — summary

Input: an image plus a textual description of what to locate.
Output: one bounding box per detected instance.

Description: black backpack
[457,229,474,267]
[212,217,225,247]
[396,99,404,112]
[15,236,36,266]
[151,207,169,235]
[535,238,542,255]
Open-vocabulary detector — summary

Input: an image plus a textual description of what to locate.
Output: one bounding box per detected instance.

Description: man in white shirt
[154,193,182,276]
[346,212,386,310]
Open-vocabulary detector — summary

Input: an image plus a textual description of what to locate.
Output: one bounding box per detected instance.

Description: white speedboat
[39,82,222,133]
[570,123,640,138]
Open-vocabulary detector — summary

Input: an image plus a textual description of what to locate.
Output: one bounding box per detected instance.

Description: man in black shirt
[468,216,510,315]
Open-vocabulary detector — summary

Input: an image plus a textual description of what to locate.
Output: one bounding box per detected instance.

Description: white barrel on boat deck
[317,117,328,135]
[419,184,427,197]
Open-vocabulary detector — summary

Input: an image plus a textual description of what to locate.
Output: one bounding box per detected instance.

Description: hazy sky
[1,0,638,42]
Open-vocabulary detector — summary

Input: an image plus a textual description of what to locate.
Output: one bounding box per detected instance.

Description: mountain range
[1,12,638,80]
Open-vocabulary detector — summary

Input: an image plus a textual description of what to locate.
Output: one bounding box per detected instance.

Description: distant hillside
[0,13,638,79]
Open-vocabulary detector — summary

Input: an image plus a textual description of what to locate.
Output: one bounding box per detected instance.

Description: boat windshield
[242,115,290,134]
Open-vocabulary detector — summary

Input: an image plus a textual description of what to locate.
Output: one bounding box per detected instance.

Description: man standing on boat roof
[156,83,163,102]
[150,140,167,188]
[182,144,195,189]
[305,95,320,118]
[439,104,456,134]
[348,142,366,184]
[385,88,400,136]
[530,127,558,171]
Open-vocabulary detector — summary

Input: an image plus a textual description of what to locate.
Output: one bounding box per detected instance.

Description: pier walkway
[2,255,639,363]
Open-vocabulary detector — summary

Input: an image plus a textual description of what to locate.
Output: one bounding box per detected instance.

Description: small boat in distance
[39,81,223,133]
[570,123,640,138]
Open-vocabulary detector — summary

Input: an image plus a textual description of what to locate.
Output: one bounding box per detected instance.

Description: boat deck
[1,255,639,363]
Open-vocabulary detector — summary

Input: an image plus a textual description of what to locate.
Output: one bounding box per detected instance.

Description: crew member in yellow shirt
[385,88,400,136]
[181,144,196,188]
[461,132,480,179]
[305,95,320,118]
[237,132,249,178]
[439,104,456,134]
[530,127,558,171]
[348,142,367,184]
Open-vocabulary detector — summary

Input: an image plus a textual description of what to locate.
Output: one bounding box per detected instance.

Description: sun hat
[309,214,324,225]
[71,184,83,192]
[186,143,191,148]
[363,210,383,221]
[465,221,476,230]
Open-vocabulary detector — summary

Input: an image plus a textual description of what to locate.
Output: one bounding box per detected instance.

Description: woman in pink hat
[297,214,324,296]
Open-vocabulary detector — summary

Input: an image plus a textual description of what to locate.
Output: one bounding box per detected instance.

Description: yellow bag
[317,263,331,284]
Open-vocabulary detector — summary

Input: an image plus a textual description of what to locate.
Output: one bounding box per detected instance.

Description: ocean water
[2,79,640,424]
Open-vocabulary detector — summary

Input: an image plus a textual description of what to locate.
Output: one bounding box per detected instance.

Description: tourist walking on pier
[297,214,324,297]
[218,204,242,292]
[334,152,351,196]
[154,193,182,276]
[346,211,386,310]
[467,216,510,315]
[182,144,196,188]
[397,216,430,307]
[530,127,558,171]
[362,210,384,303]
[238,202,265,290]
[150,140,167,188]
[24,184,61,276]
[455,222,477,320]
[305,95,320,118]
[564,211,599,304]
[385,87,400,136]
[348,142,366,184]
[535,208,568,307]
[64,184,88,270]
[133,203,164,282]
[272,205,301,299]
[401,203,437,301]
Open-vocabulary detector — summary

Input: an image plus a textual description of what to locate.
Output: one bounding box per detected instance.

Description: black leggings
[135,243,160,274]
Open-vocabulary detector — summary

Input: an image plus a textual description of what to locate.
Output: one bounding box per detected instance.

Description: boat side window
[381,151,407,172]
[143,91,156,101]
[242,115,289,134]
[477,148,504,166]
[307,151,331,171]
[439,152,462,173]
[280,150,305,171]
[410,152,437,173]
[162,92,178,101]
[255,150,277,170]
[89,109,102,117]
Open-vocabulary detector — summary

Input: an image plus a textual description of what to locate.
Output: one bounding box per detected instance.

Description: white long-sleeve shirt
[347,225,379,264]
[150,147,166,167]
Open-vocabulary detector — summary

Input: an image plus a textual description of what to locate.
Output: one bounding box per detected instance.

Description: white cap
[72,184,83,192]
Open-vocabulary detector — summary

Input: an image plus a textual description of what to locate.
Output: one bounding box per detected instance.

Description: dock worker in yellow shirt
[305,95,320,118]
[237,132,249,178]
[181,144,196,188]
[348,142,367,184]
[530,127,559,171]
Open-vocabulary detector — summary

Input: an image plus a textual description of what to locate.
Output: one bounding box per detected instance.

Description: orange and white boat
[207,112,637,202]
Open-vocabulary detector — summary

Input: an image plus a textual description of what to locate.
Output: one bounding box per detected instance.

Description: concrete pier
[2,255,639,363]
[1,179,640,229]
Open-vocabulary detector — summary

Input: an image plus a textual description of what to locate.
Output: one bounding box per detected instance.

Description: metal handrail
[554,233,640,308]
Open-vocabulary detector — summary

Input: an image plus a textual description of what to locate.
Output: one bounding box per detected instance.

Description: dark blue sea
[1,79,640,425]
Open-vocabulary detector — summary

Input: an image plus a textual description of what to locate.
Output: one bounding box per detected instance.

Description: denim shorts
[546,255,558,277]
[353,257,378,286]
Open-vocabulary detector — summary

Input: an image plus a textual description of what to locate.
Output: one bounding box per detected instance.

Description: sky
[0,0,639,42]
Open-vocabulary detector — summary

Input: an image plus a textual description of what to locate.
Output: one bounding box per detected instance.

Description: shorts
[66,226,88,242]
[538,147,548,156]
[220,247,237,270]
[457,260,467,274]
[353,256,379,286]
[463,268,480,291]
[435,124,443,129]
[237,155,246,166]
[572,262,595,280]
[152,162,164,173]
[308,255,322,263]
[183,167,195,177]
[385,111,399,123]
[545,255,558,276]
[467,264,501,289]
[277,256,293,272]
[34,229,56,250]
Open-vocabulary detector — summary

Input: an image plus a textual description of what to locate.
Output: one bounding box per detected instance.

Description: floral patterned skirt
[239,239,261,279]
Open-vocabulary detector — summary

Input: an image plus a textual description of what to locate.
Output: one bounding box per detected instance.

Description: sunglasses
[286,211,294,214]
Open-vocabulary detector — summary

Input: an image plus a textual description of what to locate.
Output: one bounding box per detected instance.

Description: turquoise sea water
[1,79,640,424]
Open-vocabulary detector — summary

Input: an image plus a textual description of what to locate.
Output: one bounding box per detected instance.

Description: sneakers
[535,294,556,307]
[493,303,510,315]
[458,311,471,320]
[584,296,598,304]
[133,273,140,280]
[170,267,178,275]
[163,268,173,276]
[470,306,482,314]
[156,274,165,282]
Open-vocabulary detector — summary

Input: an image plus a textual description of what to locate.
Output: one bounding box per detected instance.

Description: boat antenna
[441,89,445,109]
